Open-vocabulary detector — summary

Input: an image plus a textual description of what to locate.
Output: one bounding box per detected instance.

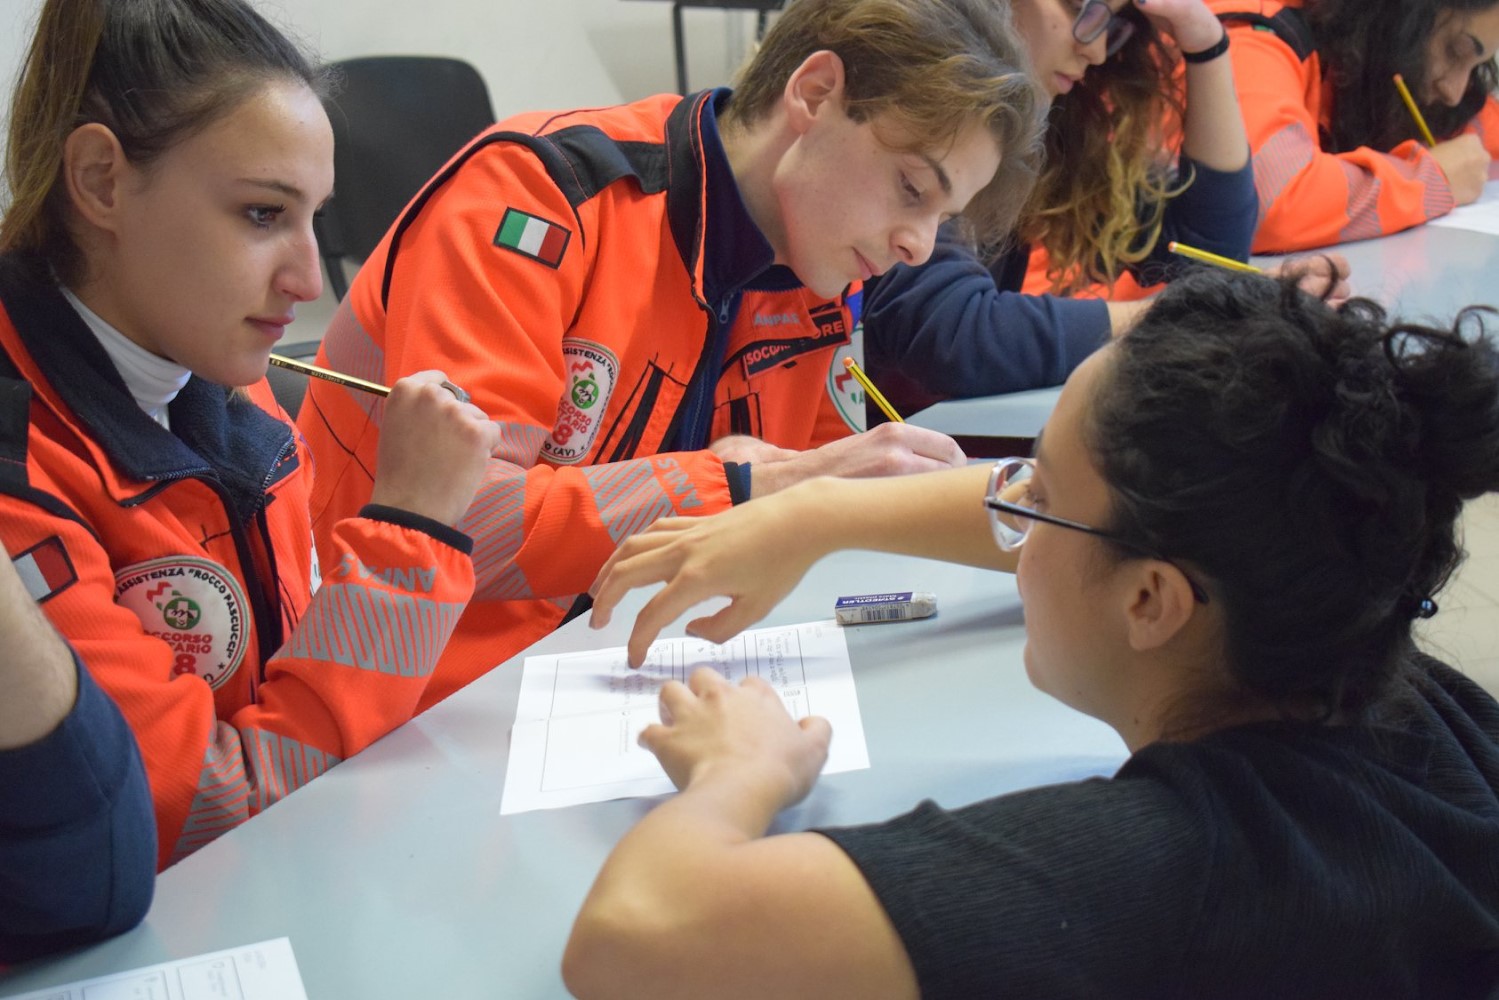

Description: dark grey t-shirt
[820,658,1499,999]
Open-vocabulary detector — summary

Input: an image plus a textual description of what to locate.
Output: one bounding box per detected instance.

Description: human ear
[782,49,847,133]
[61,123,129,234]
[1122,562,1196,653]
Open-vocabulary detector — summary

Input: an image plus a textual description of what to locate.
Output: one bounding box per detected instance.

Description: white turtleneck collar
[61,287,192,430]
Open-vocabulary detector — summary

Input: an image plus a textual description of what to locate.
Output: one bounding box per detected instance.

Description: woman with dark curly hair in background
[1213,0,1499,251]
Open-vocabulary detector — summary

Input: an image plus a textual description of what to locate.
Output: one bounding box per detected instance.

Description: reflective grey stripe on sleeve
[169,723,342,864]
[1335,160,1385,243]
[278,581,466,676]
[1415,155,1456,221]
[1251,121,1316,225]
[582,460,676,544]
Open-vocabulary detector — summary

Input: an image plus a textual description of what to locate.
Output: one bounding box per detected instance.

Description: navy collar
[0,254,294,517]
[668,90,804,306]
[696,89,791,302]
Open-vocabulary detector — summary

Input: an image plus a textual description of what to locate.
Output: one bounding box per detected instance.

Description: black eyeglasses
[1073,0,1136,58]
[984,458,1210,604]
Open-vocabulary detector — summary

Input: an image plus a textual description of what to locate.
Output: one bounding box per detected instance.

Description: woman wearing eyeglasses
[1211,0,1499,252]
[1011,0,1252,294]
[566,269,1499,998]
[852,0,1308,412]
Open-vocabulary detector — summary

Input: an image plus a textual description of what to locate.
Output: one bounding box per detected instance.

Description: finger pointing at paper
[590,492,833,667]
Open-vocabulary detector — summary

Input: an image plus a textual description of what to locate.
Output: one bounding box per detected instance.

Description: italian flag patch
[14,536,76,603]
[494,208,571,268]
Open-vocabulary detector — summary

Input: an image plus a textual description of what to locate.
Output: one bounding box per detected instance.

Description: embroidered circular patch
[116,556,250,690]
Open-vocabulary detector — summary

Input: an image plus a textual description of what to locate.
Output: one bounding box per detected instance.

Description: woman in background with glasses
[1008,0,1251,297]
[566,269,1499,997]
[853,0,1342,413]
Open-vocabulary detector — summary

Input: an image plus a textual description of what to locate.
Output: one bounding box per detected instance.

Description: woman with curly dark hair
[574,270,1499,998]
[1214,0,1499,251]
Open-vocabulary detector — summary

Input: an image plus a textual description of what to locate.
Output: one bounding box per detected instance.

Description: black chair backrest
[315,56,497,299]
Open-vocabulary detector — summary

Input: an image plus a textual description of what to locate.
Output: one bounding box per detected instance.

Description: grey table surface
[908,222,1499,440]
[0,551,1126,999]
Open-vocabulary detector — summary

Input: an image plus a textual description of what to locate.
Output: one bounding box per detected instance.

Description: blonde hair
[1019,17,1187,293]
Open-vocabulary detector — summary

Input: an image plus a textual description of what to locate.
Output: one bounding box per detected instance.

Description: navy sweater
[0,657,155,964]
[862,156,1257,415]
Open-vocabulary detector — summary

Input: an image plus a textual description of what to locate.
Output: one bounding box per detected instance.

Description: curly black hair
[1088,269,1499,719]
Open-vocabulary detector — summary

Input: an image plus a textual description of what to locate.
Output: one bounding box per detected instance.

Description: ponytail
[1,0,108,274]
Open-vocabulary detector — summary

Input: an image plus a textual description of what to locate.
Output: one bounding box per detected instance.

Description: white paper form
[2,938,306,1000]
[1428,178,1499,234]
[500,620,870,814]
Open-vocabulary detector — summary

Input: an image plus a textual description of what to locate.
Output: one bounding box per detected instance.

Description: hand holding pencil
[1393,73,1491,207]
[366,369,501,528]
[710,352,962,498]
[271,352,499,528]
[1426,133,1491,207]
[1265,253,1353,306]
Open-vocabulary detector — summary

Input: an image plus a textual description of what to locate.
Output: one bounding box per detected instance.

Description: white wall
[2,0,762,118]
[0,0,765,339]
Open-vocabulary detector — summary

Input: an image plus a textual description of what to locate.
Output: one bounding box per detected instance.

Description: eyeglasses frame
[1072,0,1136,57]
[984,458,1211,605]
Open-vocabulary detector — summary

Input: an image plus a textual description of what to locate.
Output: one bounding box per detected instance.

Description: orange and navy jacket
[1212,0,1499,251]
[0,255,476,869]
[299,90,861,708]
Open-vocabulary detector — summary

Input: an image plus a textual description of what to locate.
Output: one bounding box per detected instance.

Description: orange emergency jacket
[0,256,476,868]
[1212,0,1499,251]
[299,90,861,709]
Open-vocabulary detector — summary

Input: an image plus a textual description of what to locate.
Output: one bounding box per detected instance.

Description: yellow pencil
[843,356,903,424]
[269,354,473,404]
[269,353,391,396]
[1167,241,1262,274]
[1393,73,1438,147]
